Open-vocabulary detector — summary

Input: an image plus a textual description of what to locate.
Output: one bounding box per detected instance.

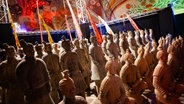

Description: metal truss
[0,0,9,23]
[75,0,89,24]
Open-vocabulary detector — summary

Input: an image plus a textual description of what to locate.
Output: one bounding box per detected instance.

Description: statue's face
[102,35,107,40]
[18,48,24,56]
[137,46,144,55]
[6,47,16,58]
[107,35,113,41]
[35,45,42,53]
[157,50,167,62]
[128,31,133,37]
[134,30,139,35]
[24,44,34,57]
[91,37,97,45]
[62,41,71,51]
[127,54,135,63]
[140,30,144,34]
[45,45,52,53]
[149,29,153,34]
[53,44,58,49]
[74,39,79,47]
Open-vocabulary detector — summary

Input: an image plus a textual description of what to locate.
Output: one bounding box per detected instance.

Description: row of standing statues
[0,28,184,104]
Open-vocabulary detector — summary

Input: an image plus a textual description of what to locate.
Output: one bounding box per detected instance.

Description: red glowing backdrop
[10,0,70,31]
[9,0,104,32]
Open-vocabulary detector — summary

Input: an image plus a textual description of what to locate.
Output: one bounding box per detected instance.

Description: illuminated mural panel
[111,0,158,19]
[153,0,184,15]
[111,0,184,19]
[8,0,184,32]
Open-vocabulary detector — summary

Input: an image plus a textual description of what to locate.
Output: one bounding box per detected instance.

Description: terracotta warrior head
[107,33,113,42]
[34,42,42,54]
[105,59,117,75]
[124,49,135,64]
[20,40,35,58]
[3,43,16,58]
[43,42,52,54]
[73,38,80,48]
[90,35,98,46]
[62,40,71,51]
[156,50,167,62]
[102,35,107,41]
[167,44,176,55]
[59,70,76,99]
[137,45,144,57]
[127,31,133,38]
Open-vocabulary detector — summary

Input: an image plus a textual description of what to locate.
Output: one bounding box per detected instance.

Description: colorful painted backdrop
[108,0,184,19]
[8,0,184,32]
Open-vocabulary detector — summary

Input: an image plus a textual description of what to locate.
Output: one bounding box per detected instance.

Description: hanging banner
[125,13,140,30]
[85,6,103,46]
[98,16,115,36]
[39,15,54,44]
[7,8,20,49]
[63,0,73,41]
[66,0,83,39]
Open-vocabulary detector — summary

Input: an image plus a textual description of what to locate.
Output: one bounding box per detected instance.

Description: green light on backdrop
[153,0,184,15]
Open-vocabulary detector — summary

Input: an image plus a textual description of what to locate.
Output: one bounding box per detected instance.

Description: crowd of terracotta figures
[0,29,184,104]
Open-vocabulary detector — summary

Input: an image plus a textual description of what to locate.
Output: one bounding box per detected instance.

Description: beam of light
[14,23,27,32]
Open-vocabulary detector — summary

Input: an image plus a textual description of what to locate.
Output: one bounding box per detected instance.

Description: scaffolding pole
[75,0,89,24]
[0,0,9,23]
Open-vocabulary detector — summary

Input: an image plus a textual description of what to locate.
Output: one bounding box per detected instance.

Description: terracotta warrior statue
[150,40,158,64]
[42,42,63,103]
[52,43,60,55]
[0,44,25,104]
[79,38,91,73]
[59,39,87,98]
[149,28,154,42]
[153,49,184,104]
[113,33,119,47]
[171,38,180,63]
[177,36,184,84]
[134,30,143,47]
[139,29,147,45]
[16,40,54,104]
[157,37,167,51]
[165,34,172,49]
[99,59,135,104]
[178,36,184,63]
[101,35,108,56]
[120,50,148,104]
[106,33,122,74]
[167,44,180,82]
[119,31,129,55]
[134,46,153,90]
[72,38,91,96]
[79,38,90,63]
[17,47,25,59]
[89,35,107,94]
[58,70,87,104]
[127,31,138,58]
[144,42,157,90]
[144,29,150,43]
[34,42,44,59]
[106,33,120,59]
